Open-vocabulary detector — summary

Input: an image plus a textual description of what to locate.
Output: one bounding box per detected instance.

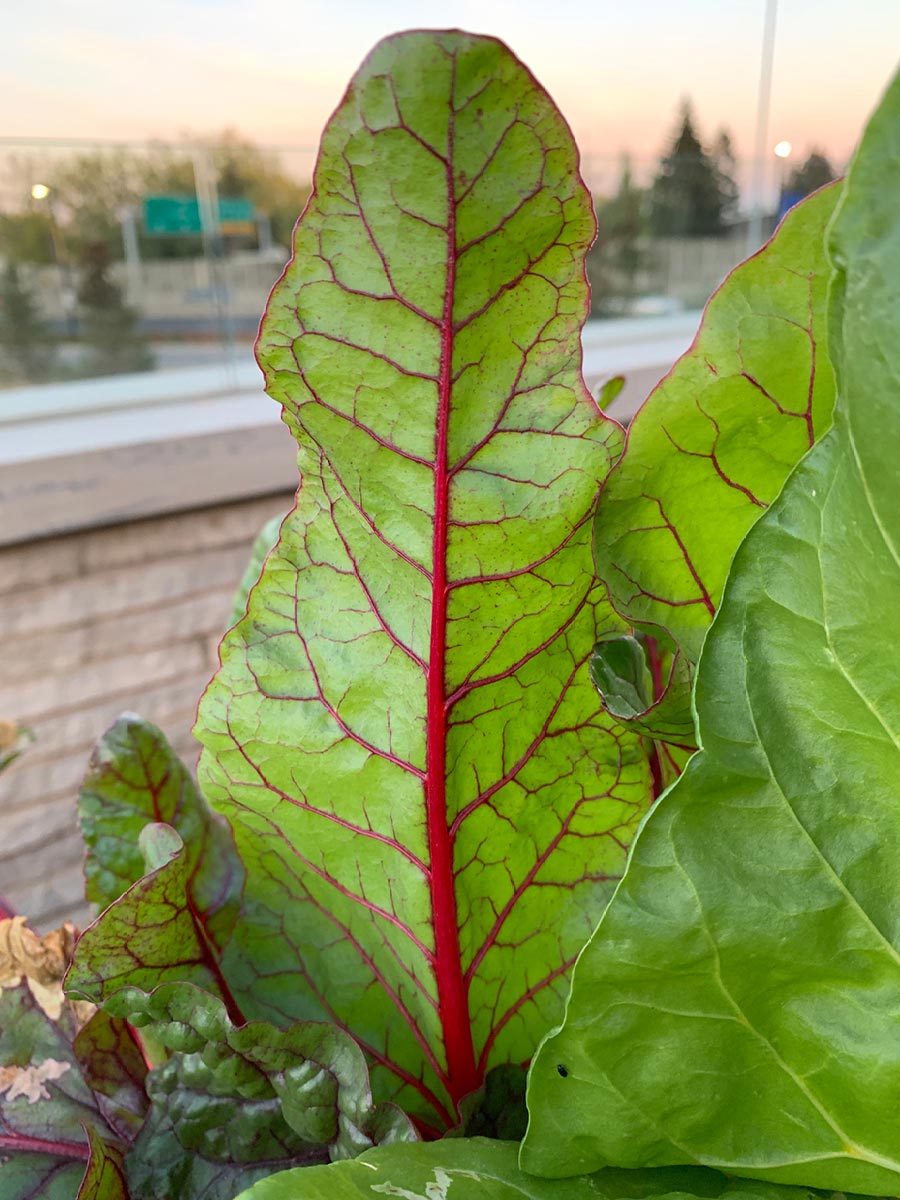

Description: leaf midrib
[424,48,480,1112]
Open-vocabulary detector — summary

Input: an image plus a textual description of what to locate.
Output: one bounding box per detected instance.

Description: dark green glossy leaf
[522,70,900,1194]
[590,635,693,745]
[229,1139,827,1200]
[592,184,840,740]
[457,1064,528,1142]
[194,29,650,1128]
[122,983,413,1200]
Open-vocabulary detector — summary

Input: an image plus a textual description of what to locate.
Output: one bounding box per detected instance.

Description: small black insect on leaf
[556,1064,568,1078]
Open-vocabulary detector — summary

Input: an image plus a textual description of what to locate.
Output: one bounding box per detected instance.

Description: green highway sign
[218,197,257,234]
[144,195,201,234]
[143,194,256,236]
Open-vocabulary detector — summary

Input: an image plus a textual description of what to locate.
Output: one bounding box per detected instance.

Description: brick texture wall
[0,491,293,931]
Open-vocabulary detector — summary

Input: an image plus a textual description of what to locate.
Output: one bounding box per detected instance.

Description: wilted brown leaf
[0,917,86,1022]
[0,1058,71,1103]
[0,719,19,752]
[0,916,76,987]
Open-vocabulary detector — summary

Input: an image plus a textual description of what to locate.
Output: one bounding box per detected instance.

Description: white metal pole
[121,205,142,305]
[746,0,778,257]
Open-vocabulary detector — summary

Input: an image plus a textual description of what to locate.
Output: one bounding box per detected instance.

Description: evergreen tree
[0,260,56,382]
[76,242,154,377]
[650,101,734,237]
[588,156,649,316]
[711,129,740,226]
[785,148,836,199]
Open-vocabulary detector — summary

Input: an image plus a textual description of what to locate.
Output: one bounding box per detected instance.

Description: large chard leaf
[230,1139,825,1200]
[591,184,839,740]
[522,71,900,1192]
[194,29,650,1126]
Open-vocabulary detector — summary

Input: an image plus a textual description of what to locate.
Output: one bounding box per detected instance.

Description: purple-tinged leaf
[70,720,246,1032]
[0,982,124,1197]
[66,828,246,1028]
[194,29,651,1126]
[123,983,414,1200]
[0,1154,87,1200]
[73,1011,147,1143]
[76,1125,129,1199]
[456,1064,528,1142]
[592,184,841,740]
[79,715,244,927]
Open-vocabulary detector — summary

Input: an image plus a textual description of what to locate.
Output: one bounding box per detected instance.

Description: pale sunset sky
[3,0,899,192]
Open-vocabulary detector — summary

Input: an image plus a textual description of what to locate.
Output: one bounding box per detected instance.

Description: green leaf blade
[522,70,900,1194]
[592,183,840,697]
[77,1125,130,1199]
[195,29,649,1126]
[229,1139,829,1200]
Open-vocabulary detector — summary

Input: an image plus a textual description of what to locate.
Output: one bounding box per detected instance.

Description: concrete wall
[0,491,292,931]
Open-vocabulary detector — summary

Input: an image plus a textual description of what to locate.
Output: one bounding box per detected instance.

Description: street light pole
[31,182,77,339]
[773,140,793,215]
[120,205,143,305]
[746,0,778,257]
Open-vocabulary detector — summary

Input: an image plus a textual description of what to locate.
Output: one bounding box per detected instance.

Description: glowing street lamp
[773,140,793,207]
[29,182,77,336]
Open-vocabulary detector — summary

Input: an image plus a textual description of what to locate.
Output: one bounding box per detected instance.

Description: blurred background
[2,0,897,927]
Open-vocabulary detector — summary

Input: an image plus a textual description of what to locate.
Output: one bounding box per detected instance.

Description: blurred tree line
[0,130,310,267]
[0,116,840,384]
[587,101,836,317]
[0,131,311,384]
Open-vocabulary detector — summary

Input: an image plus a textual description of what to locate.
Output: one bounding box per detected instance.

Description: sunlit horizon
[4,0,899,198]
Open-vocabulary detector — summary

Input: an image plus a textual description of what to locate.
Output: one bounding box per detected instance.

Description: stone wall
[0,491,292,931]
